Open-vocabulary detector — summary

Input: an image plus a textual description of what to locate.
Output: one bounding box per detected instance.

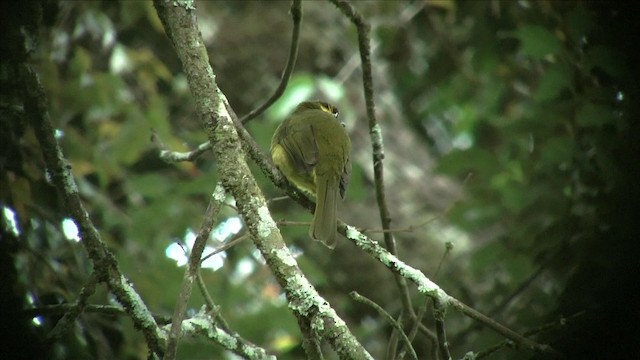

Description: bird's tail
[310,174,339,249]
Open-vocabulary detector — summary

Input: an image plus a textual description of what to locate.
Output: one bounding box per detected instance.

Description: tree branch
[23,304,171,325]
[433,299,451,360]
[153,130,212,163]
[328,3,416,356]
[151,0,302,164]
[165,308,274,360]
[344,226,554,354]
[153,1,372,358]
[351,291,418,360]
[20,63,166,357]
[47,272,98,340]
[240,0,302,124]
[165,184,226,360]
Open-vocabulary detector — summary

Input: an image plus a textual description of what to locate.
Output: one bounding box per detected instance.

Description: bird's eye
[319,103,340,118]
[328,105,339,118]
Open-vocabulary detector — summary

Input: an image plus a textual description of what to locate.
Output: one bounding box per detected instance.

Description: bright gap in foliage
[62,218,81,242]
[3,206,20,236]
[165,217,243,271]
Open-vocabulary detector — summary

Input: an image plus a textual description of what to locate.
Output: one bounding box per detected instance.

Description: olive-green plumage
[271,101,351,248]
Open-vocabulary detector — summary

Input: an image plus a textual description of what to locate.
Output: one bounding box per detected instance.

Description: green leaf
[317,76,345,100]
[566,7,593,43]
[587,46,628,78]
[69,47,93,77]
[130,173,172,199]
[535,63,573,102]
[541,136,574,166]
[266,74,315,120]
[513,25,563,59]
[437,149,499,178]
[110,109,151,165]
[146,96,171,139]
[576,102,615,127]
[470,241,503,273]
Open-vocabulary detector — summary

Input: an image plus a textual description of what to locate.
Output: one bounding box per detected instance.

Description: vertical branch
[328,0,415,356]
[297,317,325,360]
[434,300,451,360]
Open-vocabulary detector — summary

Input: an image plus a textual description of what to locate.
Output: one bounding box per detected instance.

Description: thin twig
[329,2,416,357]
[474,313,581,359]
[448,297,546,352]
[240,0,302,124]
[152,130,212,163]
[452,258,548,344]
[350,291,418,360]
[195,269,233,335]
[150,0,301,161]
[434,300,452,360]
[47,272,98,340]
[165,185,226,360]
[195,270,217,313]
[268,196,291,204]
[359,216,440,234]
[23,304,172,325]
[200,233,249,264]
[399,242,453,359]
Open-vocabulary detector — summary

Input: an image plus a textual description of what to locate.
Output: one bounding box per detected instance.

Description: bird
[271,101,352,248]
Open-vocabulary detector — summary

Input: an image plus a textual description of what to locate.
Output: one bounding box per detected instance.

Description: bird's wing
[340,153,351,199]
[280,122,319,174]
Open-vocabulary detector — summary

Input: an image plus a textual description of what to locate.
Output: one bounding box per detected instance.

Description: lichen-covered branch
[344,226,551,353]
[19,63,166,356]
[165,308,275,360]
[153,1,371,358]
[328,3,415,348]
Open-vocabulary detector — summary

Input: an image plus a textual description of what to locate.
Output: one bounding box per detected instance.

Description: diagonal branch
[20,63,166,357]
[164,184,226,360]
[240,0,302,124]
[344,225,553,354]
[22,304,171,324]
[153,0,302,164]
[164,308,274,360]
[46,272,98,340]
[153,1,372,358]
[351,291,418,360]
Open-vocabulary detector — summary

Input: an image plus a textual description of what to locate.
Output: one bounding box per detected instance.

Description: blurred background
[1,1,638,359]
